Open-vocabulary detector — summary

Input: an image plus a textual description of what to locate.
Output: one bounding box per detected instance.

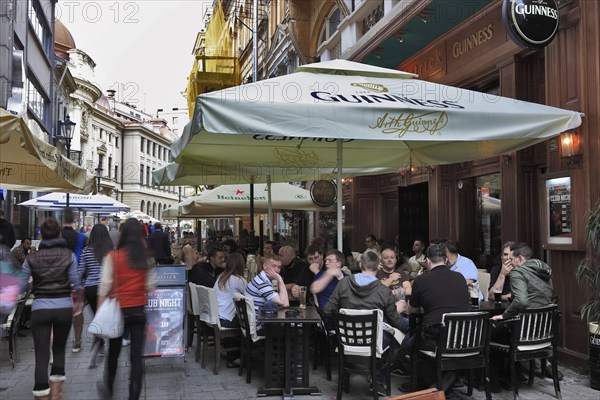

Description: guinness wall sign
[310,180,337,207]
[502,0,559,49]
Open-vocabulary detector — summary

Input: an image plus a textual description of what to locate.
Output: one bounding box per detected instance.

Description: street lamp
[95,161,103,194]
[56,115,76,207]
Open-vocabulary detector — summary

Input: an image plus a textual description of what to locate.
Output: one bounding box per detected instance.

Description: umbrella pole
[337,140,343,251]
[249,180,256,253]
[267,176,273,241]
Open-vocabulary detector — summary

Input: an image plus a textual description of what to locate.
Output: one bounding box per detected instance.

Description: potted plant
[576,198,600,390]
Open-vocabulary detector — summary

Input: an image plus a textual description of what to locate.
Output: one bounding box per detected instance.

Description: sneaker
[72,340,82,353]
[121,338,130,347]
[369,381,387,397]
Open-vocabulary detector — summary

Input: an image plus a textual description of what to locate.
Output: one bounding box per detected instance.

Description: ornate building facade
[196,0,598,364]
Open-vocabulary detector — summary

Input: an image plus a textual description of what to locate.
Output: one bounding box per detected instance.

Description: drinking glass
[494,290,502,304]
[299,286,307,309]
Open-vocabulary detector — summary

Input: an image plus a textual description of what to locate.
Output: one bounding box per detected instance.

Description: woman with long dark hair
[76,224,114,363]
[97,218,156,400]
[214,252,246,367]
[214,252,246,328]
[21,217,83,399]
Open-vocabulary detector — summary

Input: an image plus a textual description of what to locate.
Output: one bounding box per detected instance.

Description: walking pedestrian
[97,218,156,400]
[78,223,115,366]
[21,217,83,400]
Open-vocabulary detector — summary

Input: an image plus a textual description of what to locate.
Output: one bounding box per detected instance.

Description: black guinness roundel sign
[502,0,559,49]
[310,180,337,207]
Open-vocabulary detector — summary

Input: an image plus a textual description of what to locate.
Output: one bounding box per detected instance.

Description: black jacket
[26,238,74,298]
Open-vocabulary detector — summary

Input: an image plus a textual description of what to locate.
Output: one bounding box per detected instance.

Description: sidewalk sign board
[143,264,187,358]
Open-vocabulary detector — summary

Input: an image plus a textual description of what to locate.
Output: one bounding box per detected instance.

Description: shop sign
[502,0,560,49]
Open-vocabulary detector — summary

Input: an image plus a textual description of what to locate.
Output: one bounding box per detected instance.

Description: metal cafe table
[256,306,322,399]
[477,300,510,316]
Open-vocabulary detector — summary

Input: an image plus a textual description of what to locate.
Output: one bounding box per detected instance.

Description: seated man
[188,247,226,287]
[310,249,348,310]
[244,255,289,333]
[490,242,554,324]
[325,249,403,395]
[440,239,482,300]
[400,244,470,391]
[490,242,559,381]
[290,245,323,303]
[488,241,515,301]
[278,245,308,293]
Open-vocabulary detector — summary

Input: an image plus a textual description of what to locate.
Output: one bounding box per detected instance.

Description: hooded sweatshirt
[502,258,553,319]
[324,274,403,329]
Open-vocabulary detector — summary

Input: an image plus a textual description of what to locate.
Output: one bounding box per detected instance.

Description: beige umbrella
[0,109,93,193]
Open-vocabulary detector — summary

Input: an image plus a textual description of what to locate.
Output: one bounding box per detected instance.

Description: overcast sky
[61,1,210,115]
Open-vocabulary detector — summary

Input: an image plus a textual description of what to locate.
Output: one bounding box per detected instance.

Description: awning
[162,183,331,218]
[19,192,129,212]
[0,109,93,193]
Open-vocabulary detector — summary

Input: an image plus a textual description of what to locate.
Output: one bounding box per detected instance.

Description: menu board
[144,265,187,358]
[144,288,185,357]
[546,177,572,245]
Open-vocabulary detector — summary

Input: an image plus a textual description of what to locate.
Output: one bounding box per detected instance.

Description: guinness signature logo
[273,148,322,166]
[369,111,448,138]
[351,83,389,93]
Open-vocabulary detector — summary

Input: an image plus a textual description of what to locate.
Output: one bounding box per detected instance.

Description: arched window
[153,202,157,218]
[318,7,341,47]
[146,201,151,215]
[158,203,162,219]
[141,200,145,213]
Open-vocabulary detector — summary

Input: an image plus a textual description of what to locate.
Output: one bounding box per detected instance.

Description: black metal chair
[333,309,390,400]
[233,293,264,383]
[312,300,334,381]
[412,311,492,400]
[490,304,561,400]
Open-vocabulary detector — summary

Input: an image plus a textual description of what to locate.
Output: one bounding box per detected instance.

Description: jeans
[105,306,146,400]
[31,307,73,391]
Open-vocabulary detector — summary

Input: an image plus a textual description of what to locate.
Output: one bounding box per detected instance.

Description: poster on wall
[144,288,185,357]
[546,177,572,245]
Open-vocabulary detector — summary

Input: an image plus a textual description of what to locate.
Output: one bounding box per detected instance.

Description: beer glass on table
[299,286,307,309]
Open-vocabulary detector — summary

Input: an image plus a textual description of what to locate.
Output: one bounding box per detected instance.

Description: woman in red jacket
[97,218,156,400]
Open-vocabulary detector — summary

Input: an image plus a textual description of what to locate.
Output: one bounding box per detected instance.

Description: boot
[32,388,50,400]
[49,375,65,400]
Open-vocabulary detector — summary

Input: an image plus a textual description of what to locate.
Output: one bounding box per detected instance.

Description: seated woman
[214,252,246,368]
[214,252,247,328]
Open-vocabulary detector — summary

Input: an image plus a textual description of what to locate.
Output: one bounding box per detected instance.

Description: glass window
[140,164,144,185]
[140,138,144,152]
[114,165,118,181]
[115,137,119,148]
[27,79,46,120]
[108,157,112,178]
[476,173,502,270]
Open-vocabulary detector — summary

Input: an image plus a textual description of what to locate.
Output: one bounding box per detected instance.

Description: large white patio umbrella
[163,182,330,218]
[153,59,582,248]
[0,109,94,193]
[19,193,129,213]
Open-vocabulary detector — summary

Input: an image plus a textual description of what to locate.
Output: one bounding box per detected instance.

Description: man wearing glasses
[310,250,348,310]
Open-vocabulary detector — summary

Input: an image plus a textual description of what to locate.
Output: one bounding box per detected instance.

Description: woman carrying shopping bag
[96,218,156,400]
